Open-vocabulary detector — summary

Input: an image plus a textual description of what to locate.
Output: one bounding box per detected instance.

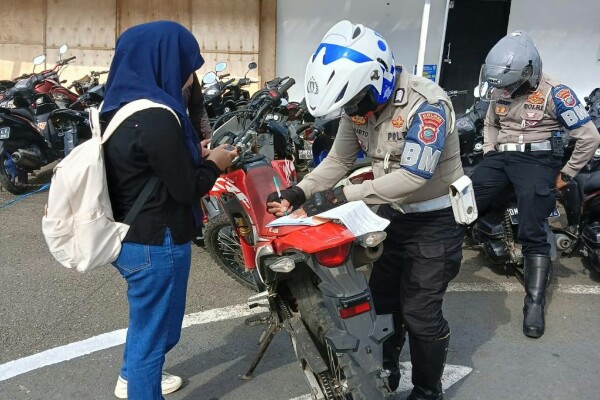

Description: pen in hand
[272,176,288,216]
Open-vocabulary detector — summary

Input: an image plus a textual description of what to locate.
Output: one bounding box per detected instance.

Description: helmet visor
[478,64,529,101]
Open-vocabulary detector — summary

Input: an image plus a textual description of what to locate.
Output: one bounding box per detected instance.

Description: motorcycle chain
[317,372,338,400]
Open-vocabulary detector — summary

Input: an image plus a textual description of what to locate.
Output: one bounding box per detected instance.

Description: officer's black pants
[369,206,464,341]
[471,151,561,256]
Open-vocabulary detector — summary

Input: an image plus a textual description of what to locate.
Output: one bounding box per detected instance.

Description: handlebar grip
[278,78,295,94]
[219,73,231,79]
[63,56,77,63]
[223,78,235,86]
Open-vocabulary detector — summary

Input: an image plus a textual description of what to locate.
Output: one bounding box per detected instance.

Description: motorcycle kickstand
[239,316,281,380]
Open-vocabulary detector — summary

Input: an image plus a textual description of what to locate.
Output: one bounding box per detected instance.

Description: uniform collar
[373,67,406,127]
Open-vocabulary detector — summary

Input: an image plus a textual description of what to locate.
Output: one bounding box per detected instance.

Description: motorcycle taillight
[339,301,371,319]
[315,242,351,267]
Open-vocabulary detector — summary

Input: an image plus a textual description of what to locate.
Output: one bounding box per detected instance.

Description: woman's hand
[199,139,211,158]
[207,144,237,171]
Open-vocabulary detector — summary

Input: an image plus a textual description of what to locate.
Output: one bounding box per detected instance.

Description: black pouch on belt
[550,131,564,158]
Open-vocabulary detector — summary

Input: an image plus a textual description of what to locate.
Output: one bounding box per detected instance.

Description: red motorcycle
[204,78,394,399]
[33,46,81,110]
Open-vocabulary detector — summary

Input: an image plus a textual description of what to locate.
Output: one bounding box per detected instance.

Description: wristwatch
[560,172,573,183]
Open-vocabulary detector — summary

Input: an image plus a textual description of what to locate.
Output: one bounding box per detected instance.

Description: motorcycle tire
[204,214,259,291]
[289,270,385,400]
[0,150,34,195]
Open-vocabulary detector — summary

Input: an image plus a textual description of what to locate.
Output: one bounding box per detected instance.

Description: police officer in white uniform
[474,31,600,339]
[267,21,464,399]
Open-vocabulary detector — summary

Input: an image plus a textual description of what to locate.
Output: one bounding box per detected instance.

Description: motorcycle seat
[11,108,35,122]
[584,173,600,194]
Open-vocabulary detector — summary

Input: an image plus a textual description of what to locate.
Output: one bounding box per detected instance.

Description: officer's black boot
[406,333,450,400]
[523,254,551,339]
[383,314,406,392]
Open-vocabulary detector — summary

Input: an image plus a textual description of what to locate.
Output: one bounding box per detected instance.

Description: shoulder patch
[417,112,443,144]
[551,84,591,130]
[400,102,447,179]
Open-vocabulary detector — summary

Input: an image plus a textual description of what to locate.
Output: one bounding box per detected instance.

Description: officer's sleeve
[550,84,600,177]
[483,103,500,153]
[296,115,361,198]
[343,102,447,204]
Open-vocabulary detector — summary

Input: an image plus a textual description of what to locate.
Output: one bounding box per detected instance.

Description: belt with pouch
[391,194,452,214]
[496,141,551,152]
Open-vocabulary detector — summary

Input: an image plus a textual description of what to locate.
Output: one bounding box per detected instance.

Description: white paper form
[317,201,390,236]
[266,201,390,237]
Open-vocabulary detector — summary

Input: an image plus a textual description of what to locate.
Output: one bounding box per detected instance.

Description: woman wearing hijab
[101,21,235,400]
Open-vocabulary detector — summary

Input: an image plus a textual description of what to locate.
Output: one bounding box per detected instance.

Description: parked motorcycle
[202,62,257,124]
[203,77,394,399]
[0,68,91,194]
[66,70,107,108]
[553,88,600,272]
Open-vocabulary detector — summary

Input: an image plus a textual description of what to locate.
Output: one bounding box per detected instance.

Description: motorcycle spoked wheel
[0,150,36,195]
[288,270,383,400]
[204,214,259,291]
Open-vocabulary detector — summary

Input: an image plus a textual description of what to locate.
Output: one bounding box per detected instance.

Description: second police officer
[473,31,600,339]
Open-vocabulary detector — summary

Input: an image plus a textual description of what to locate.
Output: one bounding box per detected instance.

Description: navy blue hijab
[102,20,204,164]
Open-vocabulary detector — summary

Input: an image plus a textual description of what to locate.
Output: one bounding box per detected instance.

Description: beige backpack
[42,100,178,272]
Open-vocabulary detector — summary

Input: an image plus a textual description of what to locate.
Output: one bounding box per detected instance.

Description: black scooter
[0,73,91,194]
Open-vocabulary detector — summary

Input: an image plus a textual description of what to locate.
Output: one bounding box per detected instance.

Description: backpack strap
[99,100,181,226]
[123,176,159,225]
[100,99,181,144]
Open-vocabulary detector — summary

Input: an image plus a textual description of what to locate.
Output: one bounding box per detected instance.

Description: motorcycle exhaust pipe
[11,149,45,170]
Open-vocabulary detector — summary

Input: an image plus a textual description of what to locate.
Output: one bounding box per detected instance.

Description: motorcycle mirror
[215,62,227,73]
[58,44,68,61]
[32,54,46,66]
[244,61,258,78]
[203,72,218,85]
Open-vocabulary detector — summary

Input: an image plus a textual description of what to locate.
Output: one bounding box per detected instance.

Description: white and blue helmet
[305,20,396,117]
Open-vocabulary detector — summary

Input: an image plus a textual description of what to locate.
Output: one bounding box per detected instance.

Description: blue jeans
[113,229,191,400]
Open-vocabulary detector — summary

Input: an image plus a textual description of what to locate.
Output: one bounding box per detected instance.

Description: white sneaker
[114,371,183,398]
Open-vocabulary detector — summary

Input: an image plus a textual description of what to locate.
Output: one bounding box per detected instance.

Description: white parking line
[1,282,599,383]
[0,304,264,382]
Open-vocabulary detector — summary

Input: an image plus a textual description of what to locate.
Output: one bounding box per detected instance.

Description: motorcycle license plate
[0,126,9,139]
[299,149,313,159]
[507,207,560,225]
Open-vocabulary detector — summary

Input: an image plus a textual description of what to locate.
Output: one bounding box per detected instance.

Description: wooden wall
[0,0,276,86]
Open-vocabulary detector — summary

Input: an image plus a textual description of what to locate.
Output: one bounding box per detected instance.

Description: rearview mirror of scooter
[32,54,46,72]
[59,44,68,55]
[245,61,258,78]
[202,72,217,85]
[215,62,227,73]
[33,54,46,66]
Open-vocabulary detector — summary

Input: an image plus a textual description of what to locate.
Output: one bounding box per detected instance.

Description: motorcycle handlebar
[278,78,295,94]
[219,73,231,79]
[222,78,236,87]
[61,56,77,64]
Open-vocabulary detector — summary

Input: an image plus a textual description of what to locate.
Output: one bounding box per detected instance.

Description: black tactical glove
[266,185,307,210]
[303,186,347,216]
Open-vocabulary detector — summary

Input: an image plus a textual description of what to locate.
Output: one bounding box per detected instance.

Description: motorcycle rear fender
[314,260,392,370]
